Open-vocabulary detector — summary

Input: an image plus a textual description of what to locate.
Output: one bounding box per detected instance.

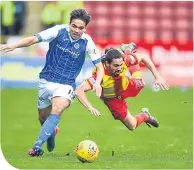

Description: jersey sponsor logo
[89,77,96,85]
[74,43,80,49]
[56,44,80,58]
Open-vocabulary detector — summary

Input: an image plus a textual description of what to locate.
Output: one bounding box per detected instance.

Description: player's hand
[93,83,102,98]
[88,106,101,116]
[0,44,17,53]
[154,76,169,90]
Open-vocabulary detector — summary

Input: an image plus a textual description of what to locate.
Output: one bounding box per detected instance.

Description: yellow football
[76,140,99,163]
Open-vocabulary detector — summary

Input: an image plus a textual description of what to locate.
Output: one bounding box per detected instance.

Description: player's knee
[125,123,136,131]
[123,115,137,130]
[128,127,134,131]
[51,106,64,114]
[127,121,137,131]
[51,97,70,114]
[127,126,136,131]
[51,104,68,114]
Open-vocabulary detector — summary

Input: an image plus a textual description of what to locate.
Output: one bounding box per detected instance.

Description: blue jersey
[35,24,101,89]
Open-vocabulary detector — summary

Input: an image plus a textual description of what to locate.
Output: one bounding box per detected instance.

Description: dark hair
[101,48,122,63]
[70,9,91,26]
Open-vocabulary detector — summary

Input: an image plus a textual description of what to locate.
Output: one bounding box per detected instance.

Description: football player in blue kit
[0,9,104,156]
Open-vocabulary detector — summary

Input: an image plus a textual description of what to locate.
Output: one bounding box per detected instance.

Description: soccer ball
[76,140,99,163]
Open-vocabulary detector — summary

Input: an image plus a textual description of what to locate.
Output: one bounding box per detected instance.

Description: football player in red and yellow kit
[75,44,169,130]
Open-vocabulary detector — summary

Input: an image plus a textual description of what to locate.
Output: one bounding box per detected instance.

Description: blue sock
[34,114,60,147]
[39,118,55,137]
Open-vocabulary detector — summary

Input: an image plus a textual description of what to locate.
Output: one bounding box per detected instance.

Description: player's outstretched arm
[86,34,104,98]
[0,36,39,53]
[93,62,104,98]
[137,53,169,90]
[75,81,101,116]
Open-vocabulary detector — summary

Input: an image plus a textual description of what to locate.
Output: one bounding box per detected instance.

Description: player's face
[69,19,86,40]
[106,58,124,77]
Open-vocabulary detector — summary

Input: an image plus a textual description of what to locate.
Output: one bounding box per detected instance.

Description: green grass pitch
[1,88,193,169]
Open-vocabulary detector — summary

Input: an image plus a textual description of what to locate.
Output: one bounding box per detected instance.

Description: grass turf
[1,88,193,169]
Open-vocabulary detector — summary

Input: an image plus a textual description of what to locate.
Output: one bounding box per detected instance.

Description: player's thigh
[51,84,75,114]
[103,98,128,120]
[123,78,145,98]
[128,65,144,95]
[131,78,145,91]
[120,111,137,130]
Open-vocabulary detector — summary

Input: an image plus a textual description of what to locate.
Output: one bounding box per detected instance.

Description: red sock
[135,113,148,128]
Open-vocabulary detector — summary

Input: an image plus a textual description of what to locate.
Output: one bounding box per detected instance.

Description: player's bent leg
[134,108,159,128]
[121,108,159,131]
[123,65,145,98]
[45,97,70,152]
[120,111,137,130]
[37,105,59,152]
[28,84,74,156]
[43,85,74,153]
[29,97,70,156]
[29,94,51,156]
[103,98,137,131]
[103,98,128,121]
